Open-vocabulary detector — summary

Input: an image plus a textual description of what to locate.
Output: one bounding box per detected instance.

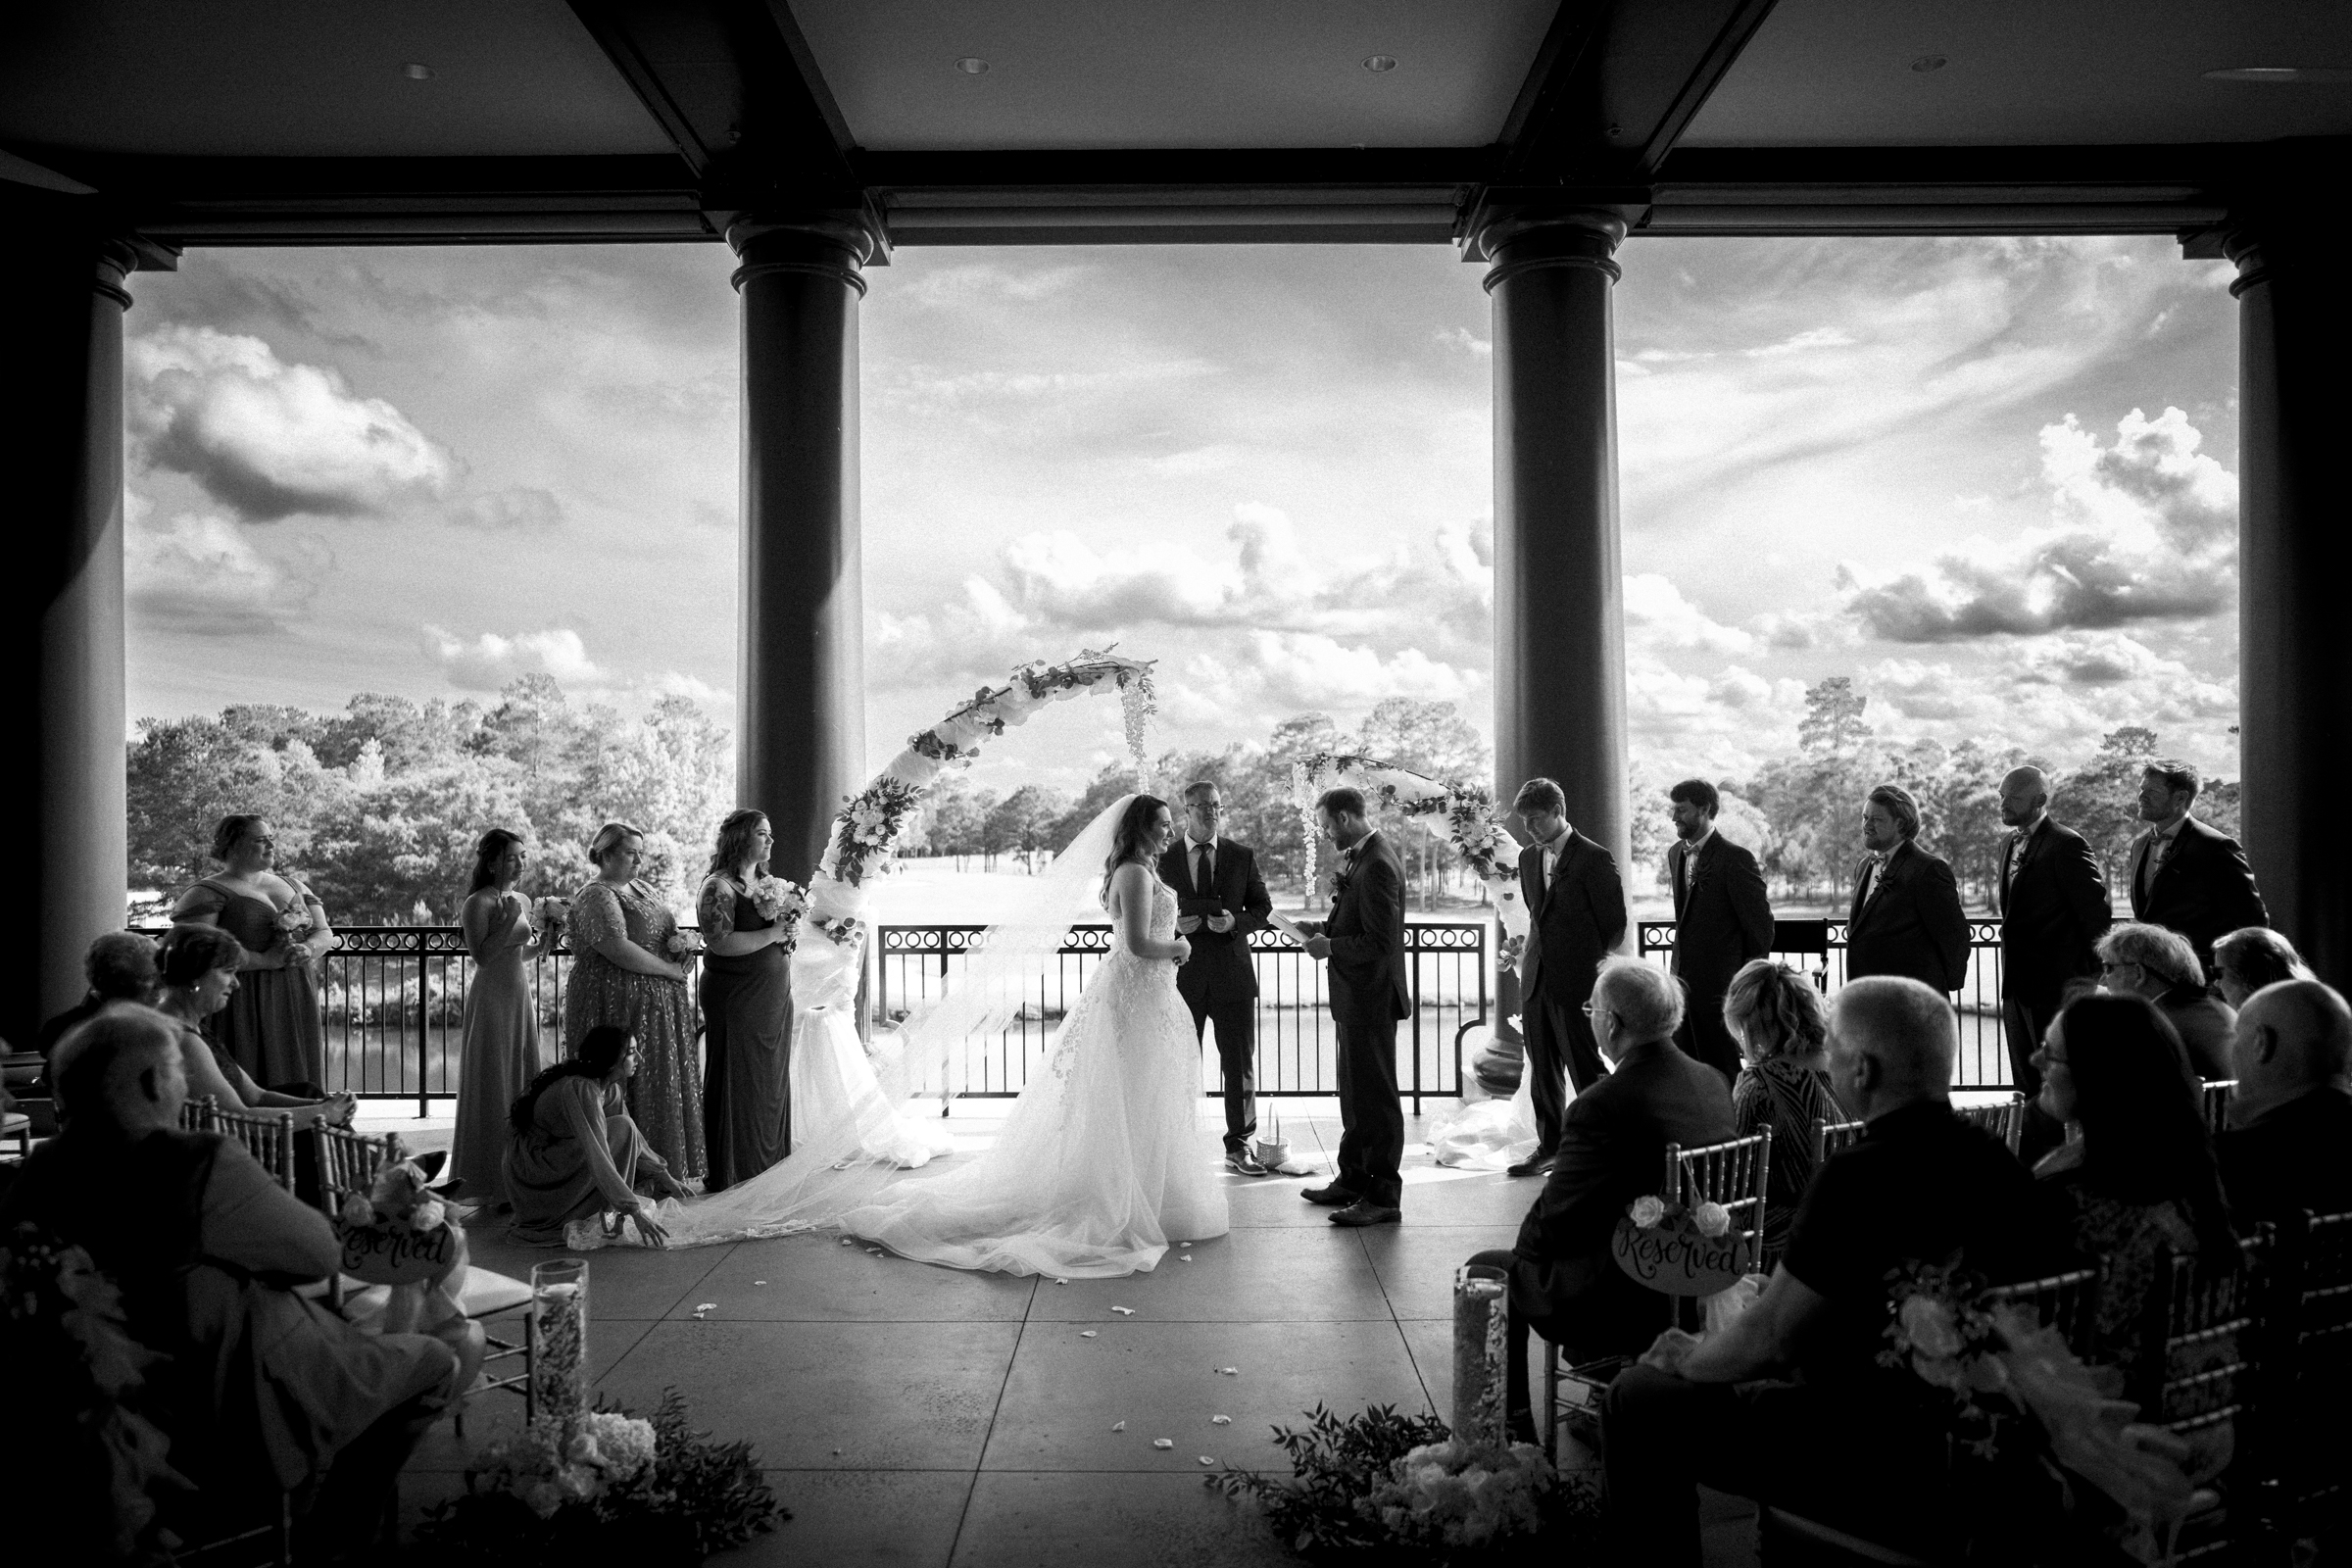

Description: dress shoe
[1225,1151,1271,1177]
[1505,1153,1557,1179]
[1328,1200,1403,1227]
[1300,1182,1358,1206]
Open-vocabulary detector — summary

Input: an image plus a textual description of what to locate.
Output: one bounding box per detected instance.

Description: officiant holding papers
[1160,781,1276,1175]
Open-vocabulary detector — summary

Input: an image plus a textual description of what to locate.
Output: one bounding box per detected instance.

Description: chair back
[1956,1096,2025,1156]
[1663,1132,1771,1276]
[179,1094,219,1132]
[2200,1080,2235,1135]
[210,1103,296,1191]
[1812,1116,1865,1166]
[1982,1266,2099,1359]
[2153,1232,2270,1439]
[2274,1208,2352,1518]
[308,1122,394,1220]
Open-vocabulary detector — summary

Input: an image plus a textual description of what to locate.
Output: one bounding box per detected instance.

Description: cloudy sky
[125,232,2239,791]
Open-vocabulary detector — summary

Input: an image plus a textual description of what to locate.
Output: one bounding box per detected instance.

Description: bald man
[2215,980,2352,1227]
[1996,766,2110,1160]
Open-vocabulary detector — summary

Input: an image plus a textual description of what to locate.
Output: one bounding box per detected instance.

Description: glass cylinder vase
[1452,1262,1509,1446]
[529,1258,589,1424]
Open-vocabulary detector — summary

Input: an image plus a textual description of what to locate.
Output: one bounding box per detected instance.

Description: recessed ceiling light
[955,57,989,75]
[2204,66,2352,83]
[1910,55,1947,74]
[403,63,435,80]
[1363,55,1398,73]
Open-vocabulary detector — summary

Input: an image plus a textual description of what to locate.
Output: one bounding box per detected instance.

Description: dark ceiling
[2,0,2345,253]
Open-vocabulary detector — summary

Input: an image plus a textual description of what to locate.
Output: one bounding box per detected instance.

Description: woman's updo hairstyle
[212,813,266,862]
[587,820,646,867]
[159,922,246,989]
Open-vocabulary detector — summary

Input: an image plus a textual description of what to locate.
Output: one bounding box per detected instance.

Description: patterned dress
[564,878,705,1180]
[1733,1054,1853,1264]
[171,878,325,1090]
[696,872,793,1191]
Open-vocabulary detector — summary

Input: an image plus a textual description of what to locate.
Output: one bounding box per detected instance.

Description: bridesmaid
[171,812,333,1091]
[449,829,562,1209]
[564,821,705,1181]
[697,809,795,1192]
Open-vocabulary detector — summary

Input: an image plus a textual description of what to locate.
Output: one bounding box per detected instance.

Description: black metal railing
[1636,918,2014,1091]
[876,922,1490,1112]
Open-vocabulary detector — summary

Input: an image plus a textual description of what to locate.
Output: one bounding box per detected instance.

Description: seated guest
[2097,921,2235,1079]
[507,1025,691,1248]
[0,1006,481,1549]
[155,924,355,1131]
[2213,926,2317,1010]
[1466,958,1735,1438]
[2216,979,2352,1226]
[2031,993,2236,1405]
[36,930,161,1057]
[1600,977,2070,1566]
[1723,959,1851,1263]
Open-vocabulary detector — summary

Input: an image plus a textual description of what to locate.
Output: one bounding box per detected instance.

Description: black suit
[1667,833,1774,1084]
[2129,815,2270,970]
[1997,816,2111,1111]
[1312,831,1409,1208]
[1846,840,1971,994]
[1470,1036,1736,1419]
[1516,831,1626,1147]
[1157,836,1274,1154]
[2217,1088,2352,1229]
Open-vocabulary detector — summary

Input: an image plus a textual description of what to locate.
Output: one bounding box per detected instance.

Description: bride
[838,794,1229,1275]
[636,792,1230,1276]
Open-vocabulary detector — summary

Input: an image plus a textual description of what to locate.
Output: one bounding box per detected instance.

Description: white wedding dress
[838,874,1231,1277]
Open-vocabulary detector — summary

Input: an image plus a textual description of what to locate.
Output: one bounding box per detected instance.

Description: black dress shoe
[1300,1183,1358,1206]
[1329,1200,1403,1227]
[1225,1151,1271,1177]
[1505,1153,1557,1179]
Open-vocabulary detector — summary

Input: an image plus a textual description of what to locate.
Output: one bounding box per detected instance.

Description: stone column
[2226,210,2352,987]
[3,229,138,1044]
[1483,209,1632,873]
[729,216,875,880]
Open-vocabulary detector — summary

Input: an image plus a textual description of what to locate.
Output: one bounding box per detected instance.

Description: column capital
[726,213,883,298]
[1474,208,1631,294]
[93,235,140,309]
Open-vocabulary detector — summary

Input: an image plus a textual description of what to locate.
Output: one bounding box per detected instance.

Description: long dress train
[839,875,1230,1277]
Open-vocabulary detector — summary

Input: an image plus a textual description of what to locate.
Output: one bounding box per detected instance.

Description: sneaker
[1224,1150,1270,1177]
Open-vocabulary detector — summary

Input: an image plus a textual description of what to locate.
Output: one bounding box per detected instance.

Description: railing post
[1408,925,1424,1116]
[415,930,429,1119]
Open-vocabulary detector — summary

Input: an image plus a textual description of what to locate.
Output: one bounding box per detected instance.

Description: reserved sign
[1611,1216,1747,1298]
[337,1220,457,1286]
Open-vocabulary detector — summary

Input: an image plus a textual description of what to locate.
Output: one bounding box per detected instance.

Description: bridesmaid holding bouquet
[697,809,804,1191]
[170,813,333,1091]
[448,829,563,1208]
[564,821,705,1181]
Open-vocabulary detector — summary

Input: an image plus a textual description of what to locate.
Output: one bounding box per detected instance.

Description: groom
[1158,780,1276,1176]
[1298,787,1408,1227]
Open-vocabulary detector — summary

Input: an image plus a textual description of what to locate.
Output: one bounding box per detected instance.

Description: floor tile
[1393,1168,1537,1228]
[1029,1227,1388,1322]
[1355,1222,1521,1321]
[455,1240,734,1320]
[597,1319,1024,1470]
[1396,1315,1456,1419]
[710,1470,973,1568]
[981,1318,1429,1474]
[674,1231,1038,1321]
[951,1471,1297,1568]
[1222,1172,1350,1228]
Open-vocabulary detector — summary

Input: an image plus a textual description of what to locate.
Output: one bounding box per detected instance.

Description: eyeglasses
[1581,1002,1611,1020]
[1191,801,1224,814]
[2098,960,2137,975]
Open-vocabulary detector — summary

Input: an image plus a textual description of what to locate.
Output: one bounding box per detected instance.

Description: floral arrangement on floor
[1288,755,1528,946]
[1880,1261,2230,1564]
[1209,1403,1598,1565]
[0,1224,184,1560]
[419,1389,785,1565]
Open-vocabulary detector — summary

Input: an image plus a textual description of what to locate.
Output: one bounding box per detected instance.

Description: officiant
[1160,780,1276,1176]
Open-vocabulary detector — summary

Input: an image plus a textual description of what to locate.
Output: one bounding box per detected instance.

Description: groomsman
[1506,778,1627,1177]
[1299,788,1408,1227]
[1664,779,1774,1086]
[1158,780,1276,1176]
[1995,765,2110,1159]
[2128,760,2268,972]
[1846,784,1971,995]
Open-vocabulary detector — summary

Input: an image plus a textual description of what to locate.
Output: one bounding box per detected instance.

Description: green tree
[2056,726,2162,896]
[984,784,1071,862]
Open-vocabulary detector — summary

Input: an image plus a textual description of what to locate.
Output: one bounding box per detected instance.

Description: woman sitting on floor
[2030,991,2237,1405]
[506,1024,690,1248]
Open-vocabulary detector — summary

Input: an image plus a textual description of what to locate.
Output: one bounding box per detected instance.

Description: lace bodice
[1112,873,1177,956]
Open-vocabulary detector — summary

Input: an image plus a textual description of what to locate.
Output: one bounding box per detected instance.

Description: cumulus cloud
[423,625,605,690]
[1435,326,1492,358]
[128,324,457,520]
[449,487,563,530]
[1625,574,1754,656]
[127,513,320,634]
[1840,407,2235,642]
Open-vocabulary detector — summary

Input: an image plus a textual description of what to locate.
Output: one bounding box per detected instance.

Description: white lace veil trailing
[654,794,1141,1246]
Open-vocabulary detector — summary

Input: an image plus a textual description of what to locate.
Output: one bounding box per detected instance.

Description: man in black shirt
[1598,976,2070,1565]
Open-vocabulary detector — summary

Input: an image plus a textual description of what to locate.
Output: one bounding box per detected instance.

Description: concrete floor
[389,1103,1760,1566]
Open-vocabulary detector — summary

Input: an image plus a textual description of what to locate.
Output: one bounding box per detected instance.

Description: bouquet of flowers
[420,1390,785,1564]
[663,928,706,966]
[1363,1438,1556,1553]
[276,900,315,945]
[533,895,570,930]
[748,872,808,927]
[816,915,863,950]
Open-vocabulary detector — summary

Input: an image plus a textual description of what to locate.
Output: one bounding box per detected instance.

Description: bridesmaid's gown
[172,879,325,1090]
[697,874,793,1192]
[449,891,542,1207]
[564,879,706,1181]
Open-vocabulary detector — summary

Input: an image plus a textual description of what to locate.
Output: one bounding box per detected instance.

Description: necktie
[1196,843,1212,894]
